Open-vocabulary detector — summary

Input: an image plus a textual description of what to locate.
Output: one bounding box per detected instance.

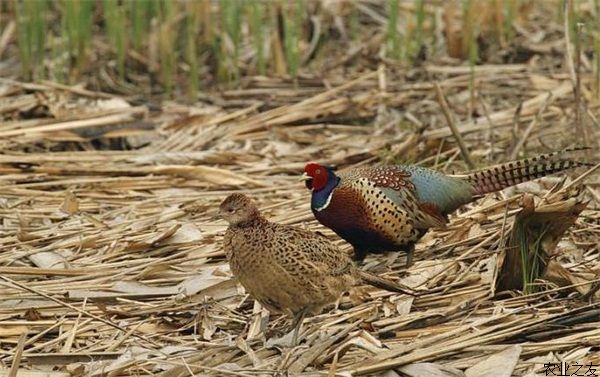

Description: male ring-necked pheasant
[220,193,414,345]
[303,149,590,265]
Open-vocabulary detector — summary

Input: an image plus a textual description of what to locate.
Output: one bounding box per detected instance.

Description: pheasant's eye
[315,169,321,174]
[228,208,235,213]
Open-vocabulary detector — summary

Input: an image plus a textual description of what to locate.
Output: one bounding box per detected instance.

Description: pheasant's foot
[266,308,309,348]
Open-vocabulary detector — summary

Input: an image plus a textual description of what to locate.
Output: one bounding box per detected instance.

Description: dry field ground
[0,1,599,376]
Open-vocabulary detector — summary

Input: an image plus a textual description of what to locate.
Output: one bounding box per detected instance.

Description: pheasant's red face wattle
[304,163,329,192]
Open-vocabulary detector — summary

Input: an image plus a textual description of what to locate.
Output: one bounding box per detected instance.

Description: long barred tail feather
[465,148,593,196]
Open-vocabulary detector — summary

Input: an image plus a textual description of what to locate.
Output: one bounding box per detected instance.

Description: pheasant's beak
[300,172,311,181]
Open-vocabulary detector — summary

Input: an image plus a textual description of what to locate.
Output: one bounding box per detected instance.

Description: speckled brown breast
[313,177,420,253]
[224,221,356,315]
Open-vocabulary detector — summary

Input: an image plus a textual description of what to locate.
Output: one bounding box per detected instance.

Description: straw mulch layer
[0,66,599,377]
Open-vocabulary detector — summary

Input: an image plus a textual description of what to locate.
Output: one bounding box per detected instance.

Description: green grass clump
[412,0,425,59]
[8,0,600,98]
[283,0,304,77]
[157,0,176,96]
[15,0,48,80]
[386,0,401,61]
[349,3,360,44]
[185,1,202,97]
[504,0,517,43]
[130,1,153,51]
[103,0,127,80]
[61,0,94,79]
[516,221,548,295]
[218,0,243,83]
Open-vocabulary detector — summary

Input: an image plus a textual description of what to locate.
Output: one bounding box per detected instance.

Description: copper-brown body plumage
[304,149,591,263]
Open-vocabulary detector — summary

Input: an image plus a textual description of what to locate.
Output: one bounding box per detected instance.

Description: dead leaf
[201,313,217,340]
[465,345,521,377]
[402,260,453,288]
[544,260,599,297]
[126,223,181,251]
[29,251,68,269]
[164,223,203,244]
[247,301,269,340]
[177,265,232,297]
[394,296,414,315]
[60,191,79,215]
[24,308,42,321]
[95,97,131,111]
[399,362,465,377]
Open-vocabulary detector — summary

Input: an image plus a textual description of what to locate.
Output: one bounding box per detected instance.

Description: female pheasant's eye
[228,208,235,213]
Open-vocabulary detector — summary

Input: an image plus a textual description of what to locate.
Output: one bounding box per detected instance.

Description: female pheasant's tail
[356,270,417,296]
[465,148,593,196]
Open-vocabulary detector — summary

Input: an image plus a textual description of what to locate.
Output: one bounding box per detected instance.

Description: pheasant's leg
[291,307,309,346]
[352,248,367,264]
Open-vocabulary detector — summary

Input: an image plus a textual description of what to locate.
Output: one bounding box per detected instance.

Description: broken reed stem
[563,0,589,147]
[434,82,475,169]
[546,162,600,203]
[150,358,257,377]
[564,0,577,85]
[0,274,160,347]
[510,102,523,152]
[509,92,554,160]
[8,332,27,377]
[575,22,582,134]
[479,95,496,162]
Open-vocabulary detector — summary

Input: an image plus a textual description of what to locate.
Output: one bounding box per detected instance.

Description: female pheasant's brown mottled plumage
[304,149,592,264]
[219,193,413,344]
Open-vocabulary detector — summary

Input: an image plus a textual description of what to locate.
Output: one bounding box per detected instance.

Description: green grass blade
[413,0,425,60]
[386,0,401,60]
[103,0,127,80]
[158,0,175,96]
[185,1,201,98]
[15,0,48,80]
[130,0,151,51]
[62,0,93,81]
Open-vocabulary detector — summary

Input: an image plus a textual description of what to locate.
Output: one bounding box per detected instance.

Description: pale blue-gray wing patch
[401,165,473,214]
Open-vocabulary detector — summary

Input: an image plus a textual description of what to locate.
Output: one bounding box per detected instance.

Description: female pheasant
[303,150,590,265]
[219,193,414,346]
